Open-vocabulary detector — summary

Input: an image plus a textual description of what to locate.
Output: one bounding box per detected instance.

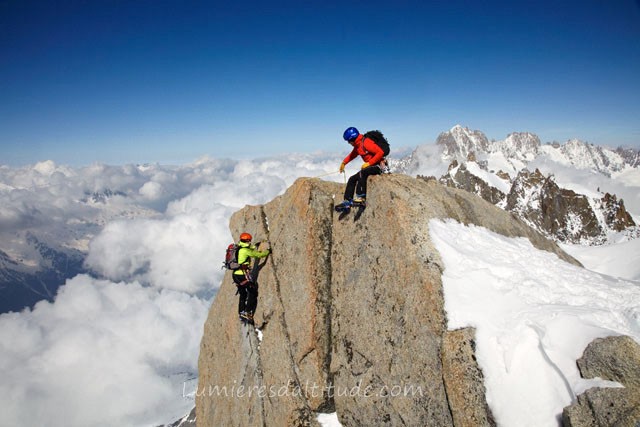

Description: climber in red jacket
[335,126,385,211]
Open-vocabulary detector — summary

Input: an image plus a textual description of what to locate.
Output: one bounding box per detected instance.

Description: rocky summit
[196,174,580,426]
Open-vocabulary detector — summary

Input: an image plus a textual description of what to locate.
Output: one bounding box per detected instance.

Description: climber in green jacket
[233,232,270,324]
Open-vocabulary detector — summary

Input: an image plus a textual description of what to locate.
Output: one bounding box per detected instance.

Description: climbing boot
[240,311,254,324]
[334,199,353,212]
[353,194,366,205]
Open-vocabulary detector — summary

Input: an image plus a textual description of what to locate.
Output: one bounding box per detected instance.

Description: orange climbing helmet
[239,232,252,242]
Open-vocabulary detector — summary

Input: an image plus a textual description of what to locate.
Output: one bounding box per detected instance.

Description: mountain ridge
[398,125,639,245]
[434,124,637,176]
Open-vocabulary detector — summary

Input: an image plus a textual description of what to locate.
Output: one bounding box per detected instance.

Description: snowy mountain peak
[422,122,640,245]
[418,125,638,178]
[615,147,640,168]
[437,126,543,164]
[437,125,490,160]
[81,188,127,204]
[556,138,627,175]
[498,132,540,157]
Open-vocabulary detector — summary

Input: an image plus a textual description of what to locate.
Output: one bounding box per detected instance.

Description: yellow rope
[313,170,341,178]
[312,170,347,183]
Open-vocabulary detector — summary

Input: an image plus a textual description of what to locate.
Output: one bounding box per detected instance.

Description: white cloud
[84,166,298,293]
[0,274,208,427]
[138,180,164,200]
[85,207,231,294]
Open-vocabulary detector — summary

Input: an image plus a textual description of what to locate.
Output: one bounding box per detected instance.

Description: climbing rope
[312,170,346,184]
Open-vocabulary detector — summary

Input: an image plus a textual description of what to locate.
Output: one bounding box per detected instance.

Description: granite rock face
[442,328,496,427]
[196,174,579,426]
[563,335,640,427]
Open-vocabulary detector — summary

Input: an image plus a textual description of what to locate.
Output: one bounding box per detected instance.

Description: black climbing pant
[344,165,382,200]
[233,273,259,314]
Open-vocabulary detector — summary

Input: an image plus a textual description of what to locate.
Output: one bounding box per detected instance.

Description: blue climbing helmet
[343,127,359,142]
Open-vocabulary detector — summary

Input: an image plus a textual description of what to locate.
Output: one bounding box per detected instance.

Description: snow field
[429,219,640,427]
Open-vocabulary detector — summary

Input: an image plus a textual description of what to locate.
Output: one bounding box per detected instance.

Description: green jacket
[233,241,270,275]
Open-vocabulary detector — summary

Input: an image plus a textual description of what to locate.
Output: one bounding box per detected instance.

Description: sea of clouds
[0,153,346,426]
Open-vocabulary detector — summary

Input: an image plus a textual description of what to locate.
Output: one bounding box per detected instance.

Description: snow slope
[561,238,640,282]
[429,219,640,427]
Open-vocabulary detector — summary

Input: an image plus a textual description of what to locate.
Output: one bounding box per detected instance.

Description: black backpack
[224,243,241,270]
[363,130,391,157]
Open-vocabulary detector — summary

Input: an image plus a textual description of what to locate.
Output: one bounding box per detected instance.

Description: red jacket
[342,134,385,166]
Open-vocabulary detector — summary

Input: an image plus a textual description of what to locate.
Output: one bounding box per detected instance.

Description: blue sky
[1,0,639,166]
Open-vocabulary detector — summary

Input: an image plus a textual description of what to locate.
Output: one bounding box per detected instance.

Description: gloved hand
[361,162,370,169]
[339,162,346,173]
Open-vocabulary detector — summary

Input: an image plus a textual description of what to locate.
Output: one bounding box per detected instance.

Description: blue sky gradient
[1,0,639,166]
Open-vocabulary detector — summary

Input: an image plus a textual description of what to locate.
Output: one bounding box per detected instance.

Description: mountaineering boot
[240,311,254,324]
[352,194,367,220]
[334,199,353,212]
[353,194,366,205]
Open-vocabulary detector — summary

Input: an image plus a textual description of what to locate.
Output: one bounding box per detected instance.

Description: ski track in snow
[429,219,640,427]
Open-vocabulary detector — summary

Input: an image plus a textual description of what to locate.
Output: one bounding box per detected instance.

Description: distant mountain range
[0,188,158,313]
[394,125,640,245]
[0,234,86,313]
[436,124,638,176]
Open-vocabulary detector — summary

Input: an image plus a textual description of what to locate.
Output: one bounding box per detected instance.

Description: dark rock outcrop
[506,169,603,243]
[439,161,506,206]
[196,175,580,426]
[598,193,636,232]
[440,165,637,244]
[577,336,640,388]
